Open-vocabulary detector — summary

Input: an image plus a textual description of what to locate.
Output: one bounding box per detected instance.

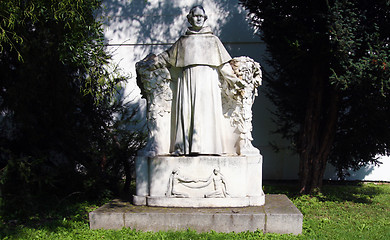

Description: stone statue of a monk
[137,5,261,156]
[153,5,242,155]
[134,5,264,207]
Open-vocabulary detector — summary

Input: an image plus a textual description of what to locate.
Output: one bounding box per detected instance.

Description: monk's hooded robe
[157,26,239,155]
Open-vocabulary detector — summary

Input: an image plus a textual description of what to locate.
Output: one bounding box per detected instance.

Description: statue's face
[189,8,205,30]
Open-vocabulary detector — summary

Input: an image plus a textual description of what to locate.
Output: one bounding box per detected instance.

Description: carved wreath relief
[136,54,173,155]
[221,56,262,155]
[166,169,229,198]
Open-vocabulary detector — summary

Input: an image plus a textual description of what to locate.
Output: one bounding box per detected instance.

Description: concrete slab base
[89,194,303,235]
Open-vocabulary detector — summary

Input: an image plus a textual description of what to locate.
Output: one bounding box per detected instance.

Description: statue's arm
[137,53,166,70]
[178,176,197,183]
[154,51,170,68]
[154,40,179,68]
[219,62,244,88]
[220,175,229,195]
[137,42,177,71]
[196,175,212,185]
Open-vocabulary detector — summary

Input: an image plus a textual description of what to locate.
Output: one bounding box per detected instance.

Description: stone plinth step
[89,194,303,235]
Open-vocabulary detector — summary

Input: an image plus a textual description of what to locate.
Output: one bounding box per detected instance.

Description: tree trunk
[298,67,339,194]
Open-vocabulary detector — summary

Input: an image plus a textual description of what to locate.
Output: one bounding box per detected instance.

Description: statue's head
[187,5,207,30]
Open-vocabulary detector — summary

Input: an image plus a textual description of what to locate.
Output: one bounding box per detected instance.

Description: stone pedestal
[133,155,265,207]
[89,195,303,235]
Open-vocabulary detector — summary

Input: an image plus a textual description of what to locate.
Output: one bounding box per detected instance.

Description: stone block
[134,155,264,207]
[123,208,266,232]
[264,194,303,235]
[89,194,302,234]
[89,211,124,230]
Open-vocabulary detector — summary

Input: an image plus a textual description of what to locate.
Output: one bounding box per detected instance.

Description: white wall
[323,156,390,181]
[101,0,389,181]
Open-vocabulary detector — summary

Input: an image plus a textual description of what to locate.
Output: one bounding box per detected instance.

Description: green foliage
[0,0,146,218]
[327,1,390,175]
[0,0,118,101]
[240,0,390,179]
[1,183,389,239]
[293,183,390,239]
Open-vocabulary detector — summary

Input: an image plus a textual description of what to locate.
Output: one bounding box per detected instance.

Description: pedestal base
[89,195,303,235]
[134,154,264,207]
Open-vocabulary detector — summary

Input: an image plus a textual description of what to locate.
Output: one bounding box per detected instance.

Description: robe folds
[158,26,236,155]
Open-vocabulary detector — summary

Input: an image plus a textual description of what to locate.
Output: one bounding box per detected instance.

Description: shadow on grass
[263,180,387,204]
[0,182,137,238]
[0,195,105,239]
[263,180,301,199]
[320,183,386,204]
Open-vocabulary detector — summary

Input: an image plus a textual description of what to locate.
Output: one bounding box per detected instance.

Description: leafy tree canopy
[240,0,390,193]
[0,0,145,217]
[0,0,118,101]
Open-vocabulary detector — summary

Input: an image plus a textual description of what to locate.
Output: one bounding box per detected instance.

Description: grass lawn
[1,183,389,239]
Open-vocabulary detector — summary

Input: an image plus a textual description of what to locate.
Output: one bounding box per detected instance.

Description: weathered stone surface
[146,196,265,208]
[89,211,124,230]
[89,194,302,235]
[134,155,264,207]
[137,6,262,157]
[133,6,264,209]
[264,194,303,235]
